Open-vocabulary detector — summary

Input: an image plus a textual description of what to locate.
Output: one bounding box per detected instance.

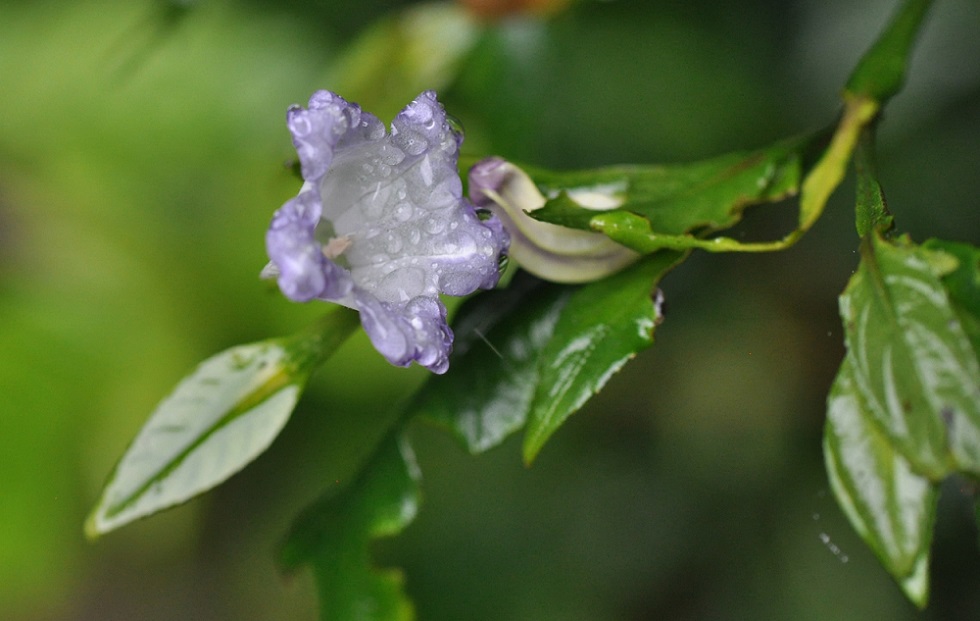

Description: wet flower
[266,90,508,374]
[469,157,639,283]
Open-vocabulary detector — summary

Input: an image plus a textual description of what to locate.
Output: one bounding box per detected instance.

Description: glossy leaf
[523,252,682,463]
[408,253,680,462]
[525,99,879,256]
[528,133,818,249]
[824,355,938,607]
[923,239,980,357]
[839,234,980,478]
[410,272,574,453]
[845,0,935,105]
[86,309,360,537]
[280,431,421,621]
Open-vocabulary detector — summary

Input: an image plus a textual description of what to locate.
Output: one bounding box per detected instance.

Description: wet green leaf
[523,252,682,463]
[839,234,980,478]
[528,133,818,247]
[86,309,360,537]
[410,273,573,453]
[523,100,881,255]
[824,355,938,607]
[408,252,681,462]
[281,431,420,621]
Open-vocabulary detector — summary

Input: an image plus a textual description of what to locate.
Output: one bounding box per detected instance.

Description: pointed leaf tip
[522,252,681,463]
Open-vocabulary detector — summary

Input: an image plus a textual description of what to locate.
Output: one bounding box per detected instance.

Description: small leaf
[523,251,682,463]
[824,355,938,607]
[845,0,935,105]
[86,309,360,537]
[409,272,574,453]
[281,431,420,621]
[839,234,980,478]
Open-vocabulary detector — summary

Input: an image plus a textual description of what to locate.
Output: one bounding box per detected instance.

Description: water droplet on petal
[393,203,413,221]
[424,217,446,234]
[401,132,429,156]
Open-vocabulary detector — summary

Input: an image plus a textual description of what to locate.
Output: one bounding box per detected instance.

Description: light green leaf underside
[281,431,420,621]
[86,309,359,537]
[840,235,980,479]
[824,355,937,607]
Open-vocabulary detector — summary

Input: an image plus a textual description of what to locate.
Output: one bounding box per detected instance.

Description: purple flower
[266,91,508,374]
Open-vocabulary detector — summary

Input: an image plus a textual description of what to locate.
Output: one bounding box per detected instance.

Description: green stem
[854,127,894,238]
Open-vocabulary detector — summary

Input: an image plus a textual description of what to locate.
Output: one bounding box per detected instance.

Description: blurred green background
[1,0,978,619]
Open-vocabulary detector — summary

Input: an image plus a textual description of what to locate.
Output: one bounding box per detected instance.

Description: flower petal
[288,91,385,184]
[356,293,452,374]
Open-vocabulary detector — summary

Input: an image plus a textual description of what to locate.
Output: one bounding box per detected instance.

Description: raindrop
[394,203,413,222]
[385,234,402,254]
[818,532,849,563]
[446,112,464,136]
[424,217,446,234]
[403,132,429,156]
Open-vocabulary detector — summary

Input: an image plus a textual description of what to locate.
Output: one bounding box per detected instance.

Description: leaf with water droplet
[839,233,980,478]
[408,272,572,453]
[525,132,827,253]
[824,353,938,607]
[523,251,683,463]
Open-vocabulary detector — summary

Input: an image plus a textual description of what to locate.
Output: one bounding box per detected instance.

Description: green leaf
[281,431,420,621]
[839,234,980,478]
[523,251,682,463]
[923,239,980,357]
[408,252,681,462]
[410,273,574,453]
[845,0,935,105]
[529,133,819,247]
[824,355,938,607]
[85,309,360,537]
